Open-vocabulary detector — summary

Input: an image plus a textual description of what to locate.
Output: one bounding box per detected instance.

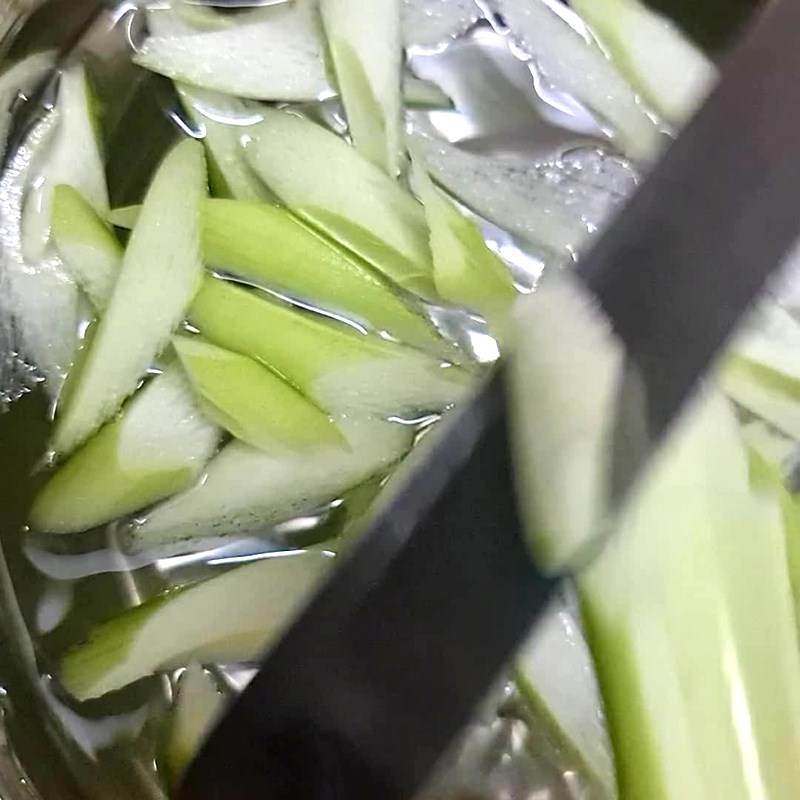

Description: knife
[180,1,800,797]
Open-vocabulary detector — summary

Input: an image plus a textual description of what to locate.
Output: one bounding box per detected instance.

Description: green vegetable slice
[61,550,333,700]
[51,184,122,308]
[745,424,800,627]
[52,139,207,456]
[572,0,716,126]
[175,85,270,202]
[166,666,226,790]
[127,416,412,555]
[411,132,637,258]
[30,364,220,534]
[321,0,402,175]
[107,204,140,229]
[515,601,615,799]
[22,64,109,263]
[173,334,343,453]
[413,160,516,333]
[188,277,469,418]
[579,390,800,800]
[492,0,662,160]
[244,108,436,298]
[403,75,453,110]
[720,303,800,439]
[508,274,623,571]
[135,5,330,102]
[203,199,445,355]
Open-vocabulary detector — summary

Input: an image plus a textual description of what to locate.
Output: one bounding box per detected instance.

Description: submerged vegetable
[127,415,413,556]
[322,0,402,175]
[202,199,445,355]
[52,139,206,455]
[491,0,662,160]
[166,666,226,789]
[135,4,329,102]
[188,277,468,418]
[572,0,716,125]
[413,159,517,331]
[173,334,343,454]
[31,365,220,534]
[61,550,333,700]
[51,184,122,309]
[22,64,109,263]
[244,109,436,298]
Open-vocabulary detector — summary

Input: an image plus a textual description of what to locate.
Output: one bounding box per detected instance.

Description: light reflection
[722,637,768,800]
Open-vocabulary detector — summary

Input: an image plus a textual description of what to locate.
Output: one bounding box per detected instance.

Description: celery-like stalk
[127,415,413,556]
[173,334,343,453]
[135,5,329,102]
[321,0,402,175]
[492,0,662,160]
[188,277,468,418]
[31,365,220,534]
[720,303,800,439]
[51,184,122,308]
[413,160,516,332]
[511,276,800,800]
[572,0,716,126]
[175,85,270,202]
[244,109,436,298]
[52,139,207,456]
[203,199,445,355]
[166,666,226,789]
[579,391,800,800]
[61,550,333,700]
[22,64,109,263]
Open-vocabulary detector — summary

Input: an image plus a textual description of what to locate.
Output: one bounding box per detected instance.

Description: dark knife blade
[180,2,800,798]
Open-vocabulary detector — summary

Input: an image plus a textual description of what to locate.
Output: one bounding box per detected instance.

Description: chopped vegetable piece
[402,75,453,109]
[0,112,79,390]
[30,365,220,534]
[508,274,622,570]
[107,204,140,229]
[51,184,122,308]
[135,6,330,102]
[173,334,343,453]
[515,600,615,799]
[579,390,800,800]
[572,0,716,126]
[188,277,469,418]
[413,160,516,332]
[401,0,481,46]
[61,550,333,700]
[166,666,226,789]
[322,0,402,175]
[175,85,270,202]
[244,109,436,298]
[492,0,662,160]
[747,429,800,627]
[22,64,109,263]
[52,139,207,455]
[720,303,800,439]
[203,199,445,354]
[127,415,412,556]
[411,133,637,258]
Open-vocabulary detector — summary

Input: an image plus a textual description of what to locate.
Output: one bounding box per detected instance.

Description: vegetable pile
[1,0,799,799]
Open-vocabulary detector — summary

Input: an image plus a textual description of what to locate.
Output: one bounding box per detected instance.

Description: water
[0,2,640,798]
